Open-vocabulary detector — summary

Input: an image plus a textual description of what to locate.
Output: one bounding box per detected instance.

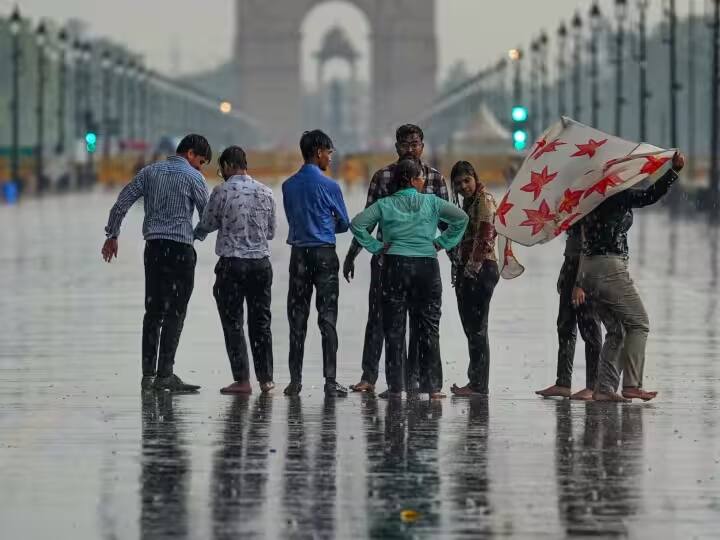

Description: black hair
[396,124,424,143]
[450,160,480,205]
[394,159,422,188]
[218,145,248,172]
[176,134,212,162]
[299,130,334,161]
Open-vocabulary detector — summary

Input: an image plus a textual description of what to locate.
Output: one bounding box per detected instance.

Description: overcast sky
[6,0,694,84]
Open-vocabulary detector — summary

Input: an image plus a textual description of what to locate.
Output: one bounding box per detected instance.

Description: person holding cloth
[350,159,468,399]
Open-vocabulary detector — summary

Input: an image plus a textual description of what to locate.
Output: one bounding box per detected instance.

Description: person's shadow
[555,401,644,537]
[211,394,274,540]
[282,396,339,539]
[365,397,443,539]
[139,392,190,540]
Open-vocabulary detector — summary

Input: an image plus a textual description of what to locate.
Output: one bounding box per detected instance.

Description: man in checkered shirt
[343,124,450,395]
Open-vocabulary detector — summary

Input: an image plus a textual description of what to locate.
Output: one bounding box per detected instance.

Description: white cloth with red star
[495,117,676,253]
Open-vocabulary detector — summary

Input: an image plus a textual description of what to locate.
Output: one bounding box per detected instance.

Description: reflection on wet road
[1,190,719,538]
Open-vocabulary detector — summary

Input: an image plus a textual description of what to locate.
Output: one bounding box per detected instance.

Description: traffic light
[510,105,529,151]
[85,131,97,153]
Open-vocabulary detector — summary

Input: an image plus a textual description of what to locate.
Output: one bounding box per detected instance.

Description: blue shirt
[282,164,350,247]
[105,155,209,245]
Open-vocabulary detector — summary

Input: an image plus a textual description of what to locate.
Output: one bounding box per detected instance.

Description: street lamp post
[101,50,112,159]
[127,61,136,142]
[73,40,84,141]
[56,28,67,154]
[115,58,126,145]
[635,0,650,141]
[35,21,47,192]
[589,2,602,128]
[539,31,549,129]
[710,0,720,221]
[530,39,540,139]
[666,0,679,148]
[9,7,22,188]
[614,0,628,137]
[571,11,583,121]
[557,22,568,117]
[82,42,94,186]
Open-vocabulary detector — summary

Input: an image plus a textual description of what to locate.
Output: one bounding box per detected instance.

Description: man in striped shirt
[102,134,212,393]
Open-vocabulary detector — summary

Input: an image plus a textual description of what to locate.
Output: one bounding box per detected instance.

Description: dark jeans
[142,239,196,378]
[213,257,273,384]
[556,256,602,389]
[456,261,500,393]
[360,255,413,386]
[287,246,339,383]
[382,256,443,393]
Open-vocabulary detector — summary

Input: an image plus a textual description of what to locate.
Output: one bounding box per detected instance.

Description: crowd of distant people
[102,124,685,403]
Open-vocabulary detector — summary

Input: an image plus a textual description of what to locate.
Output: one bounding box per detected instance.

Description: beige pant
[578,256,649,393]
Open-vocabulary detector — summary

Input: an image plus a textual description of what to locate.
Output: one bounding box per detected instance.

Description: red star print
[520,166,559,200]
[639,155,670,175]
[532,139,566,160]
[583,173,624,199]
[520,200,556,236]
[496,193,514,226]
[531,138,547,156]
[571,138,608,159]
[557,188,585,214]
[554,213,582,237]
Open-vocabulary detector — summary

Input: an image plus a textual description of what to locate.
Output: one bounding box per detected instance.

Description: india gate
[232,0,438,145]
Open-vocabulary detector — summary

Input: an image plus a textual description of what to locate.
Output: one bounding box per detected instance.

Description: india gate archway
[234,0,437,147]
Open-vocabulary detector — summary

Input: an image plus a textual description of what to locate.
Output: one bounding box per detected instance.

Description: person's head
[217,146,248,180]
[176,134,212,171]
[394,158,424,191]
[451,160,483,201]
[300,129,334,171]
[395,124,425,161]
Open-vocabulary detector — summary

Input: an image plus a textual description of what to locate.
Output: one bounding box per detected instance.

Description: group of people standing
[101,126,685,403]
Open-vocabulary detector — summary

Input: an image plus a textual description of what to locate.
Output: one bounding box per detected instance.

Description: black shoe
[154,374,200,393]
[324,381,348,397]
[284,381,302,396]
[141,376,156,391]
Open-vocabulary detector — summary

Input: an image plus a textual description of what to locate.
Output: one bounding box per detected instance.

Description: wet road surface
[1,189,719,539]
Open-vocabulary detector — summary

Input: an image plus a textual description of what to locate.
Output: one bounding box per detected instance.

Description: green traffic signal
[511,106,528,123]
[85,132,97,153]
[513,129,528,151]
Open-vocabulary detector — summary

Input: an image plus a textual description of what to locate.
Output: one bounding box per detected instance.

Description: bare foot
[220,382,252,395]
[535,385,571,398]
[622,388,658,401]
[593,391,631,403]
[259,381,275,394]
[429,391,447,400]
[570,388,594,401]
[350,380,375,393]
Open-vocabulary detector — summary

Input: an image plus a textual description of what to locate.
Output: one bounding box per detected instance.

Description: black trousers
[382,256,443,393]
[360,255,414,386]
[213,257,273,384]
[287,246,339,383]
[456,261,500,393]
[142,239,196,378]
[556,256,602,389]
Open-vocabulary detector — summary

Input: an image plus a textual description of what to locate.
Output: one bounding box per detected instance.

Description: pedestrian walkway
[0,190,719,538]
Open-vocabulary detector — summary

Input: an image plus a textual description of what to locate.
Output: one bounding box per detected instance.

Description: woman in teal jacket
[350,159,468,398]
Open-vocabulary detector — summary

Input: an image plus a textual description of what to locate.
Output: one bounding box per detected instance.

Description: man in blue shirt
[282,130,350,397]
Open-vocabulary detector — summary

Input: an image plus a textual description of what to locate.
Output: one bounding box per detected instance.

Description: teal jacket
[350,188,468,257]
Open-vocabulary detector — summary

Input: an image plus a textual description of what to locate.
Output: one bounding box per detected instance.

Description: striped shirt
[194,174,276,259]
[104,155,209,245]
